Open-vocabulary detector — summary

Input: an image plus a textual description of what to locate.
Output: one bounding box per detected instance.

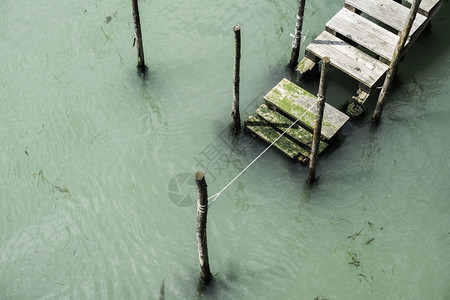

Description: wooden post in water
[131,0,146,74]
[289,0,307,68]
[231,25,241,134]
[306,57,330,184]
[195,171,212,284]
[372,0,422,123]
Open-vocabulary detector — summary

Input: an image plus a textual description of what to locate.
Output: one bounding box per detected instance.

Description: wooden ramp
[245,79,349,163]
[298,0,443,104]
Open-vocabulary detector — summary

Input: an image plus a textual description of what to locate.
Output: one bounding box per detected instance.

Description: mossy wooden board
[256,104,328,154]
[264,78,350,140]
[296,57,316,74]
[245,115,309,162]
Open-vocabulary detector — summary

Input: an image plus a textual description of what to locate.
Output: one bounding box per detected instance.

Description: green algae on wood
[245,115,309,163]
[296,57,316,74]
[264,78,349,140]
[256,104,328,154]
[347,101,364,118]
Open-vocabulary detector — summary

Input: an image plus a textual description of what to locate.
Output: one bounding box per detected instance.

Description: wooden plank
[263,78,350,140]
[245,115,310,163]
[306,31,389,90]
[345,0,427,35]
[405,0,442,16]
[296,57,316,74]
[256,104,328,153]
[353,88,370,105]
[326,8,399,62]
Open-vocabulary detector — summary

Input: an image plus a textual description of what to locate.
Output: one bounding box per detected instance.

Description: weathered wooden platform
[245,79,348,163]
[245,115,310,163]
[298,0,443,104]
[245,0,443,163]
[326,7,399,63]
[345,0,427,36]
[305,31,389,94]
[264,78,349,141]
[256,104,328,153]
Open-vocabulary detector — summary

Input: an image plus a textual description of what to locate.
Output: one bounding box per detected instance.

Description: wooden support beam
[307,57,330,184]
[195,171,212,284]
[131,0,147,75]
[231,25,241,134]
[289,0,307,68]
[372,0,422,123]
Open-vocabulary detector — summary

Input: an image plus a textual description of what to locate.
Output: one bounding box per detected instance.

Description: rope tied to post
[290,29,309,45]
[290,15,303,47]
[197,202,209,214]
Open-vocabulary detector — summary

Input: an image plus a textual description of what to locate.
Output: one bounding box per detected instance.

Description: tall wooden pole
[306,57,330,184]
[232,25,241,134]
[131,0,146,74]
[372,0,422,123]
[195,171,212,284]
[289,0,307,68]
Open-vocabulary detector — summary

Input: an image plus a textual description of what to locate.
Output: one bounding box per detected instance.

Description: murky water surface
[1,0,449,299]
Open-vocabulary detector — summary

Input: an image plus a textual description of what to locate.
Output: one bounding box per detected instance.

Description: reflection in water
[300,182,312,204]
[357,126,380,178]
[138,81,169,149]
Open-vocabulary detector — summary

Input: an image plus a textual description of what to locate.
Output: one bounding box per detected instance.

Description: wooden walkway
[245,0,443,163]
[300,0,443,103]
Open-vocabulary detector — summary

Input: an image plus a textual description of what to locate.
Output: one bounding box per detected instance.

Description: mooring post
[306,57,330,184]
[372,0,422,123]
[194,171,212,284]
[232,25,241,134]
[289,0,307,68]
[131,0,146,74]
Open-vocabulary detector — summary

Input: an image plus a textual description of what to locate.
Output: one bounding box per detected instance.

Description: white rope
[197,202,208,214]
[208,99,318,209]
[290,29,309,41]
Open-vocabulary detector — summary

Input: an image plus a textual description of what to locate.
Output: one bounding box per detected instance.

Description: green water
[1,0,449,299]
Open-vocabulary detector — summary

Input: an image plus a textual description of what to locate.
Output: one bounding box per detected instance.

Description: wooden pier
[300,0,442,104]
[245,0,443,163]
